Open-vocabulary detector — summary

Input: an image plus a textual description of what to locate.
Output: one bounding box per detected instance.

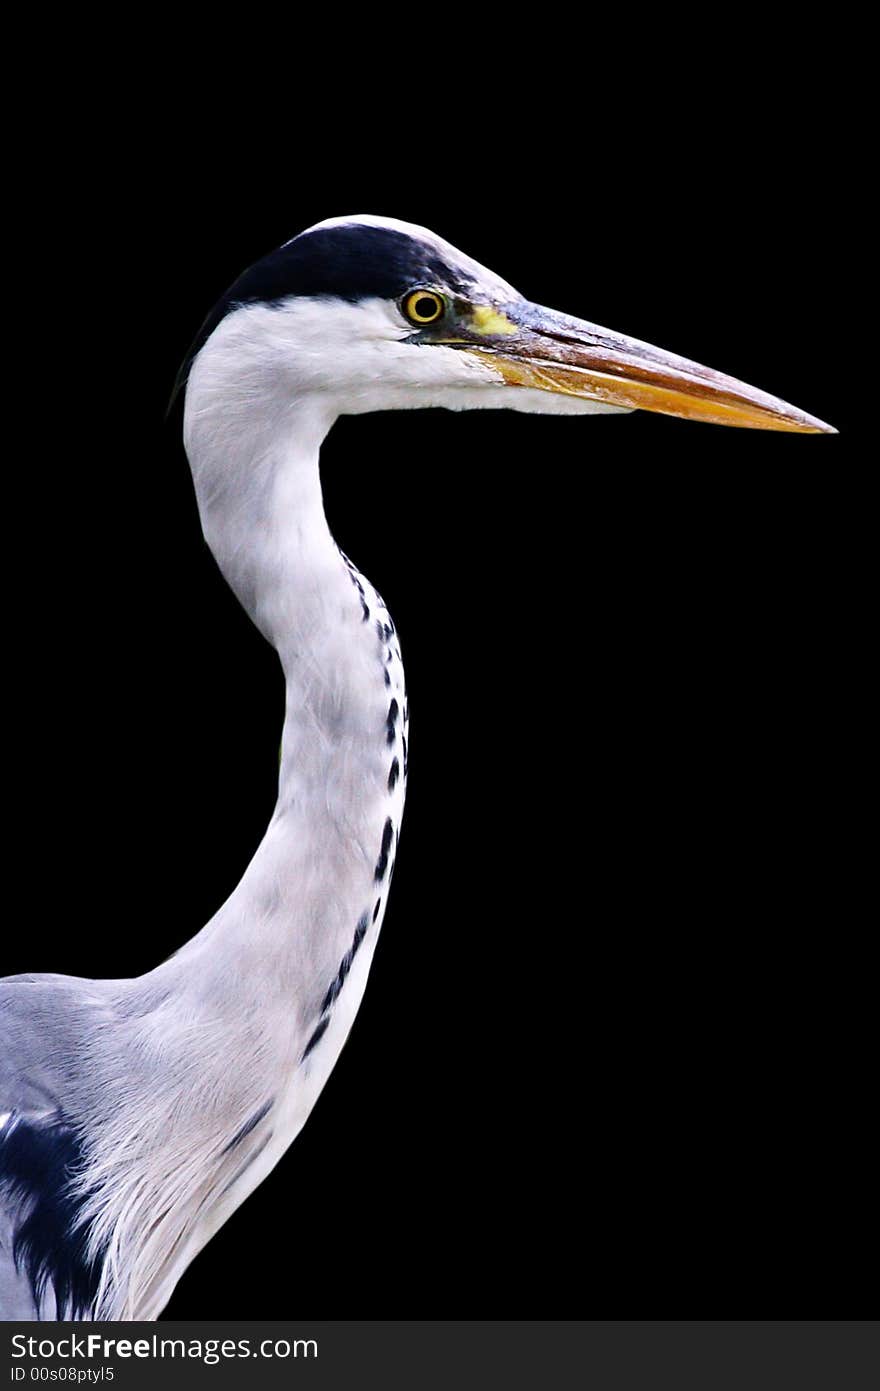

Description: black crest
[169,221,477,412]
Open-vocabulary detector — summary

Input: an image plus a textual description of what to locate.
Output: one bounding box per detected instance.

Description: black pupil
[413,295,439,320]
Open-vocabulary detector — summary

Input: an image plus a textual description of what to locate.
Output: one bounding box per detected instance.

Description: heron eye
[402,290,446,325]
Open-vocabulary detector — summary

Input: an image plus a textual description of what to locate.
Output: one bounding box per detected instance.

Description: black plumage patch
[301,1016,331,1060]
[388,757,400,791]
[387,699,399,746]
[222,1099,274,1154]
[374,817,394,882]
[0,1113,102,1319]
[170,222,477,409]
[218,1131,273,1201]
[320,913,370,1016]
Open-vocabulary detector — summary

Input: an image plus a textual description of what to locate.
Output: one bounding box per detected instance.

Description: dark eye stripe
[170,225,475,411]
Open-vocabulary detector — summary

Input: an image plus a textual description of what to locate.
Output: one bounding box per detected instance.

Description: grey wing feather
[0,975,106,1320]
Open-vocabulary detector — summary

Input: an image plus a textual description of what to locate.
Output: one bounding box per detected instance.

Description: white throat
[184,335,338,643]
[173,318,408,1073]
[76,316,412,1321]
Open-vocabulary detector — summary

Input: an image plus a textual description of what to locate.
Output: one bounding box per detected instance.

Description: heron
[0,214,834,1321]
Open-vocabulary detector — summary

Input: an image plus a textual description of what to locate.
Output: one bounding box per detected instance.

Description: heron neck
[174,391,401,1030]
[185,393,340,643]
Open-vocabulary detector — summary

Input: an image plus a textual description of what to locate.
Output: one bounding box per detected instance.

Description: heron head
[177,214,834,433]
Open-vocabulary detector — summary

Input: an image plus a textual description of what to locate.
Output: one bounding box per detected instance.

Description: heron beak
[457,301,836,433]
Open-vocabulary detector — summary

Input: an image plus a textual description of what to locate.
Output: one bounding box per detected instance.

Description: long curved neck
[84,380,406,1322]
[170,380,404,1040]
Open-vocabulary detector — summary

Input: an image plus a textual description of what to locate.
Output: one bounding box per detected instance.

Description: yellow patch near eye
[470,305,518,336]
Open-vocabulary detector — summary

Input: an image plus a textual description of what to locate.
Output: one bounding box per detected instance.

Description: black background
[3,35,867,1318]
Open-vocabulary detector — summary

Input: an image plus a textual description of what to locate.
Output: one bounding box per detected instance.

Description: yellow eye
[402,289,446,325]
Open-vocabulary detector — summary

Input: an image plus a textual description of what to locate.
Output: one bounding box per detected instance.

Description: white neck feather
[81,323,408,1319]
[177,343,401,1015]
